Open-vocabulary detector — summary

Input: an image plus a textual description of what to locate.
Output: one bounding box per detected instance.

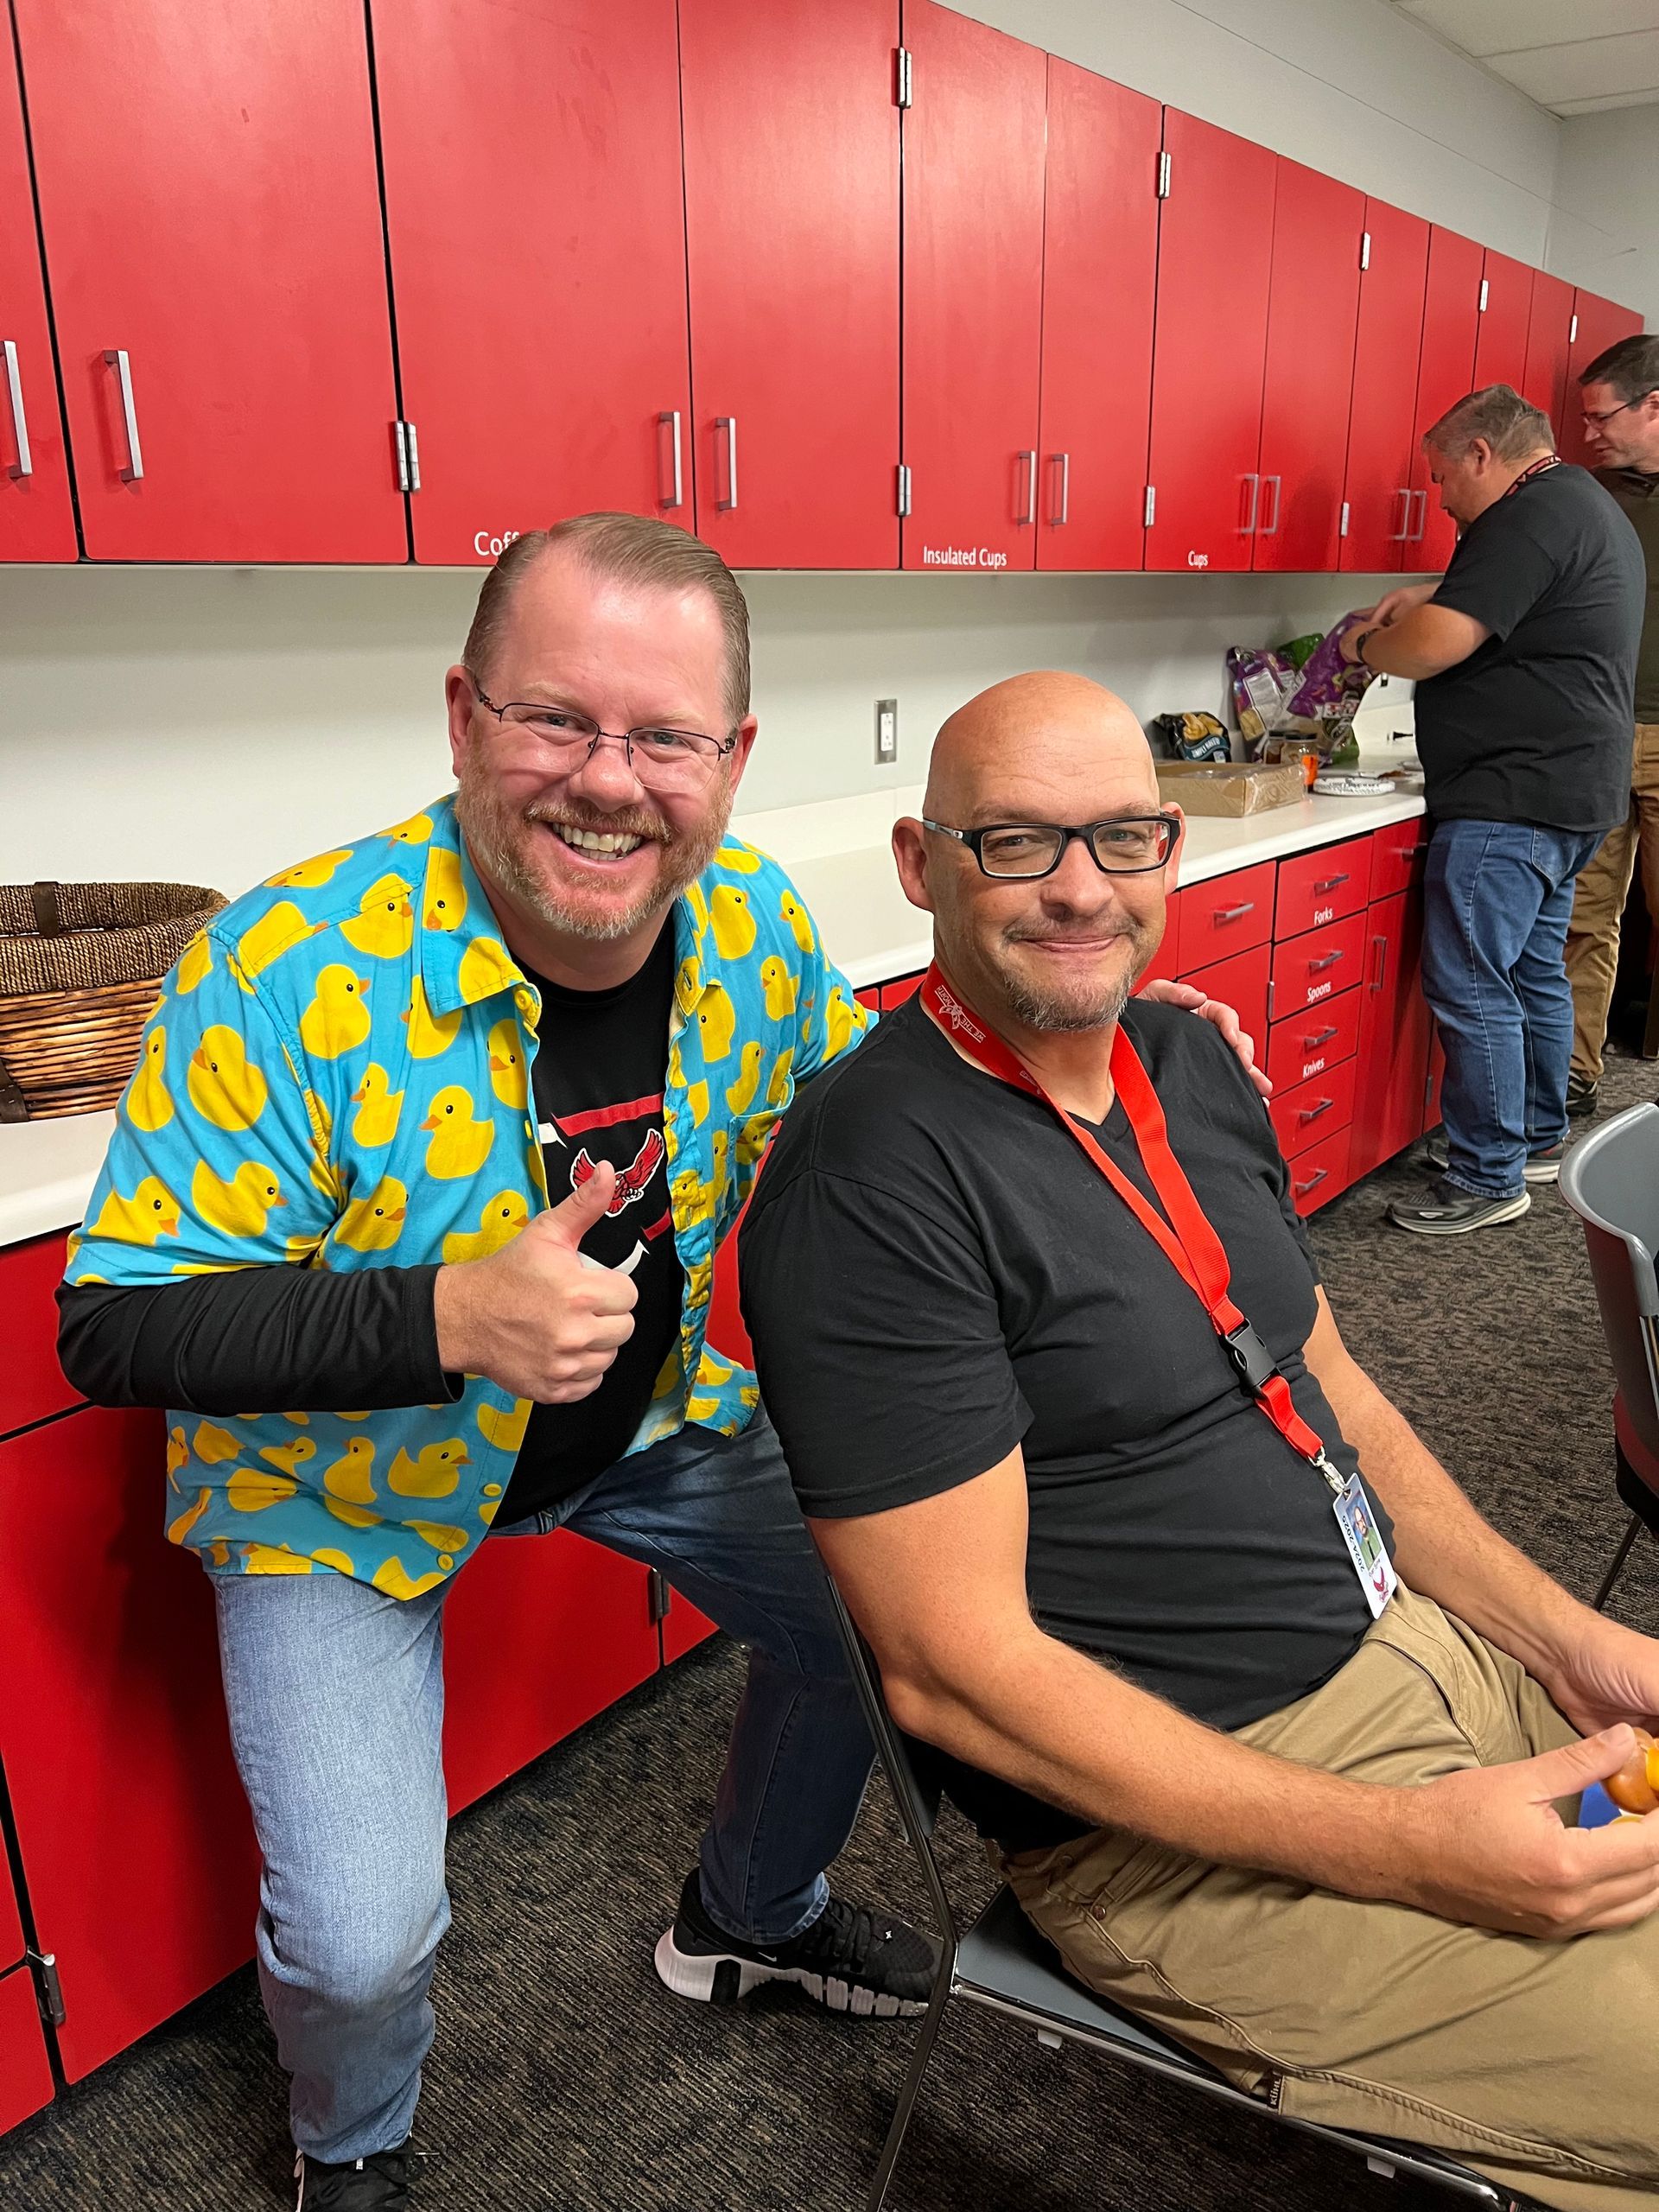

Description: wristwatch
[1351,626,1379,668]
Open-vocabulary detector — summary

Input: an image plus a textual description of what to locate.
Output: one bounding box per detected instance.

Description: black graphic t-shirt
[497,926,684,1522]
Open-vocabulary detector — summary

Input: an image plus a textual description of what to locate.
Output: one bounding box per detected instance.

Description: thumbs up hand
[433,1160,639,1403]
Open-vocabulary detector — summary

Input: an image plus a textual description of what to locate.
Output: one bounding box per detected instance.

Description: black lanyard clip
[1222,1319,1277,1394]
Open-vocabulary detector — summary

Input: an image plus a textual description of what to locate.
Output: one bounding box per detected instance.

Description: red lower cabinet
[1179,942,1270,1052]
[1265,988,1363,1090]
[1269,1054,1358,1160]
[0,1233,81,1440]
[1350,889,1433,1179]
[1287,1127,1351,1218]
[0,1836,22,1972]
[0,1964,54,2134]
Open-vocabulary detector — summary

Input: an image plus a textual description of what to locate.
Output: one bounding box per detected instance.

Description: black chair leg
[868,1958,954,2212]
[1593,1511,1643,1611]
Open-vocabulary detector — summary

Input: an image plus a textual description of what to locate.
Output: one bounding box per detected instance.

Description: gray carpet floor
[3,1054,1656,2212]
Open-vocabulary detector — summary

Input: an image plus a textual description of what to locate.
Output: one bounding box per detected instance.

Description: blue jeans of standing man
[1420,818,1605,1198]
[213,1410,872,2165]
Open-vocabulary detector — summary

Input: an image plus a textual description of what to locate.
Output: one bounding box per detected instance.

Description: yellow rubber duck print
[91,1175,181,1247]
[418,1085,495,1179]
[238,901,327,982]
[264,849,353,891]
[486,1018,527,1109]
[227,1465,298,1515]
[458,936,519,1005]
[244,1542,314,1575]
[372,1556,446,1600]
[193,1160,287,1239]
[709,884,756,960]
[766,1047,795,1106]
[335,1175,409,1254]
[686,1078,710,1128]
[383,810,434,849]
[725,1040,765,1115]
[715,844,761,874]
[387,1438,470,1498]
[299,966,372,1058]
[350,1064,404,1148]
[311,1548,356,1577]
[825,984,858,1059]
[423,848,468,933]
[322,1435,378,1506]
[167,1487,213,1545]
[759,957,798,1021]
[166,1425,190,1478]
[175,932,213,995]
[477,1398,531,1453]
[779,890,815,956]
[408,1519,469,1555]
[126,1027,175,1132]
[187,1025,268,1130]
[402,976,462,1059]
[442,1190,530,1264]
[192,1419,242,1465]
[695,981,736,1065]
[340,873,415,962]
[258,1435,316,1478]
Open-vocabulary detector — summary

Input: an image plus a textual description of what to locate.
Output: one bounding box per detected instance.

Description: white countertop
[0,780,1423,1250]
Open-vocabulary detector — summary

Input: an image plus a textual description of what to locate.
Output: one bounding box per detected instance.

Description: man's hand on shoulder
[432,1164,637,1402]
[1136,979,1272,1097]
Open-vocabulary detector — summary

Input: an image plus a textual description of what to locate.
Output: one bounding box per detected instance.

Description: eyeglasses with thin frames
[1580,391,1658,430]
[925,815,1182,880]
[467,673,738,789]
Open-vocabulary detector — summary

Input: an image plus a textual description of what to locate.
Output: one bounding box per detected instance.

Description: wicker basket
[0,880,226,1123]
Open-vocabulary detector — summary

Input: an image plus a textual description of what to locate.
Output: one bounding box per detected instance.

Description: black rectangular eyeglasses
[924,815,1181,880]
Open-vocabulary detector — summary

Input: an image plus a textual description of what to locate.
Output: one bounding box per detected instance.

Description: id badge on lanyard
[925,964,1395,1619]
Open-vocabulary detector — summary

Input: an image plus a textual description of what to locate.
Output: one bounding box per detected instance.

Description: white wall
[1546,105,1659,330]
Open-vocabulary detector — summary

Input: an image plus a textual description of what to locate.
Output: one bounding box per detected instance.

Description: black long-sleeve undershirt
[56,1264,457,1417]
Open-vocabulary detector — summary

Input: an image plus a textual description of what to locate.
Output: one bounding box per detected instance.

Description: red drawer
[1369,816,1428,902]
[1135,889,1183,991]
[854,986,882,1015]
[0,1963,54,2137]
[1265,988,1363,1089]
[1179,862,1274,969]
[1179,941,1271,1052]
[1270,1054,1359,1160]
[880,973,925,1012]
[1270,912,1366,1019]
[1274,837,1370,940]
[1287,1124,1351,1217]
[0,1233,80,1440]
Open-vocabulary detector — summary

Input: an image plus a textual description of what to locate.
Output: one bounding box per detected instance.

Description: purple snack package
[1288,613,1371,722]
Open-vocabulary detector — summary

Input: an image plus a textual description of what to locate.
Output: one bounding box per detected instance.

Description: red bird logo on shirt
[570,1128,665,1217]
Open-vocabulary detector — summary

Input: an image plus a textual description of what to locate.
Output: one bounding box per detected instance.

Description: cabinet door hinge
[393,420,421,493]
[1478,277,1490,313]
[1339,500,1351,538]
[1143,485,1156,528]
[28,1950,65,2031]
[648,1567,673,1626]
[895,47,912,107]
[1156,150,1172,200]
[896,461,912,518]
[1569,311,1579,343]
[1359,229,1370,272]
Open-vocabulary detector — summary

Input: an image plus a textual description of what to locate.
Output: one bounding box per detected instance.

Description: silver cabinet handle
[1313,872,1351,892]
[1015,448,1036,525]
[1048,451,1070,527]
[658,410,683,510]
[1294,1166,1329,1198]
[1260,474,1281,535]
[1389,486,1410,540]
[3,341,33,478]
[1298,1096,1335,1124]
[1308,949,1345,974]
[715,416,738,511]
[1213,900,1255,924]
[1240,472,1261,533]
[103,348,143,481]
[1408,487,1427,542]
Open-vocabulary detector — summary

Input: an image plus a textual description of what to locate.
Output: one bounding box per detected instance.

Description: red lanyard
[925,963,1344,1494]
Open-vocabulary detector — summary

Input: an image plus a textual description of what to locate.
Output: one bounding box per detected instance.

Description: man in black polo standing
[1339,385,1643,1236]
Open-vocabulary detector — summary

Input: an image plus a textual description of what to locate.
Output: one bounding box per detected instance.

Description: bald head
[925,672,1157,823]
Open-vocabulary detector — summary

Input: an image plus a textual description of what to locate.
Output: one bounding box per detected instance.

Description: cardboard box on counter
[1155,760,1307,817]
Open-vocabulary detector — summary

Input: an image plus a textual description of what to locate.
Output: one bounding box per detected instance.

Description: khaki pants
[1565,721,1659,1084]
[997,1589,1658,2212]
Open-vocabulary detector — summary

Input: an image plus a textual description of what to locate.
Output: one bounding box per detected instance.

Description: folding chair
[1559,1103,1659,1611]
[823,1577,1529,2212]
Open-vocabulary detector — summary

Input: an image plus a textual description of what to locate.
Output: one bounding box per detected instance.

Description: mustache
[525,798,672,844]
[1001,920,1145,945]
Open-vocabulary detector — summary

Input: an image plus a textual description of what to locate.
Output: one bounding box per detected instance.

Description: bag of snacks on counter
[1225,646,1298,746]
[1149,710,1230,763]
[1287,613,1373,727]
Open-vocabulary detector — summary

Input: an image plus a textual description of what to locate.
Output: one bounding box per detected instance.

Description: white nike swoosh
[614,1241,645,1276]
[537,1118,563,1147]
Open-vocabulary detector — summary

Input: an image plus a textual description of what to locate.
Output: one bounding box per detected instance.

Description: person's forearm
[1360,607,1454,680]
[57,1264,455,1414]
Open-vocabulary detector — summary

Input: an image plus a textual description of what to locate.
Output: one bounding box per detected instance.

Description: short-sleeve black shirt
[740,999,1386,1852]
[1414,463,1643,833]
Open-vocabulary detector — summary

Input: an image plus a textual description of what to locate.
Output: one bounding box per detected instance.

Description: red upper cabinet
[1521,270,1575,438]
[15,0,403,563]
[901,2,1046,573]
[0,37,73,563]
[683,0,900,569]
[1471,249,1532,392]
[1404,226,1484,572]
[1341,200,1428,573]
[1035,58,1160,572]
[1561,287,1646,465]
[1254,161,1364,574]
[1145,111,1276,574]
[373,0,692,565]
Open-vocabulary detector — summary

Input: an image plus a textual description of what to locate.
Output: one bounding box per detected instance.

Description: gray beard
[1002,969,1133,1033]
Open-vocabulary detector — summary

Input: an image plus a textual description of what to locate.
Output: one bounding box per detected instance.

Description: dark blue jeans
[1420,819,1605,1198]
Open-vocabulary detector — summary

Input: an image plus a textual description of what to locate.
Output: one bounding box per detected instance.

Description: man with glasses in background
[1564,333,1659,1118]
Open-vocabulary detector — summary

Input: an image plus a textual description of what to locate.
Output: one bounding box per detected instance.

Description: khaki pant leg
[1628,724,1659,1007]
[999,1589,1659,2212]
[1566,780,1638,1086]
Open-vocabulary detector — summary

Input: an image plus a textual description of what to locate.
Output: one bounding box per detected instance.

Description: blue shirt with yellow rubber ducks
[64,794,868,1599]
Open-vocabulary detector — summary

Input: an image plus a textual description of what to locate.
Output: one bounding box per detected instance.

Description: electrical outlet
[875,698,899,765]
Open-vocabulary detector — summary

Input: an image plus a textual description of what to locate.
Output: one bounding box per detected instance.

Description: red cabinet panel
[0,1823,22,1971]
[1369,815,1428,902]
[1135,889,1183,988]
[1269,1054,1358,1161]
[0,36,74,562]
[1472,250,1532,394]
[1288,1125,1352,1218]
[855,987,883,1016]
[1265,986,1363,1090]
[901,3,1046,572]
[1179,862,1275,969]
[1521,271,1575,441]
[1341,200,1429,574]
[374,0,691,564]
[16,0,404,563]
[1035,58,1160,571]
[880,973,925,1012]
[1561,288,1646,467]
[1404,227,1484,572]
[1269,913,1366,1019]
[1179,942,1270,1051]
[1145,112,1276,574]
[1274,837,1370,939]
[0,1405,260,2082]
[0,1234,80,1439]
[442,1529,659,1816]
[0,1965,54,2137]
[1350,889,1433,1179]
[683,0,899,568]
[1253,161,1363,575]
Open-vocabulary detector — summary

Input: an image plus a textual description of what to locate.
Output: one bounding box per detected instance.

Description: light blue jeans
[213,1411,873,2164]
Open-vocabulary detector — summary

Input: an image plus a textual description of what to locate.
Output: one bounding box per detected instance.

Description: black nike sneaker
[295,2146,411,2209]
[654,1869,938,2018]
